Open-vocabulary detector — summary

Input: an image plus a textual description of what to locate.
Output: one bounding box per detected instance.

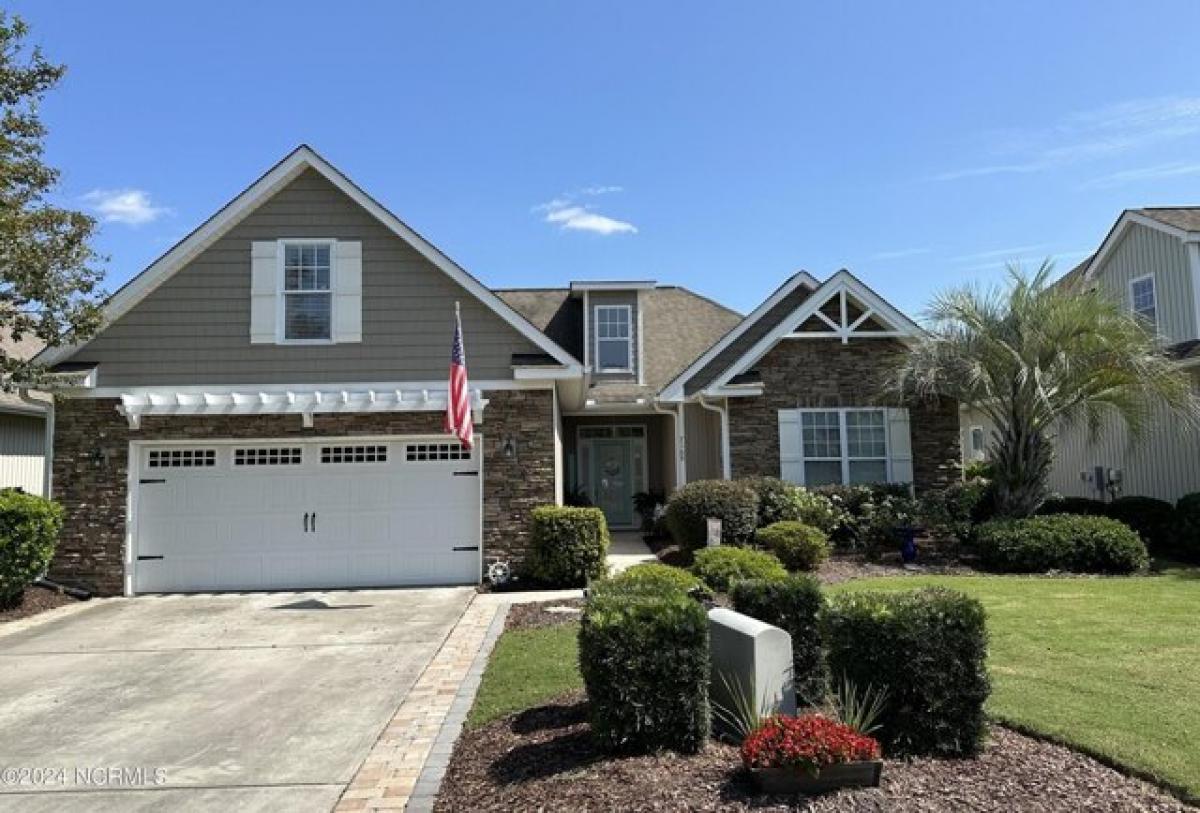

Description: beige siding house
[0,331,50,495]
[964,209,1200,502]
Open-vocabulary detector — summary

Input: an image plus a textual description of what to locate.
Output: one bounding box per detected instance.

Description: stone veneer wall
[728,339,960,491]
[50,388,555,595]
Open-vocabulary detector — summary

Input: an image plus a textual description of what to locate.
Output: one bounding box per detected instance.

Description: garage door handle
[303,512,309,532]
[311,512,317,532]
[452,471,478,477]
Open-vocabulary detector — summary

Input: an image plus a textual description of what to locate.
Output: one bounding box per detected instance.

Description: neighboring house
[0,331,50,495]
[962,208,1200,501]
[38,146,959,596]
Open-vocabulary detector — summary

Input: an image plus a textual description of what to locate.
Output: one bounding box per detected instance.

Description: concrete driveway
[0,587,474,812]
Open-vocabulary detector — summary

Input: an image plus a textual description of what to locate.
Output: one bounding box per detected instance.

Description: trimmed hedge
[1106,496,1177,556]
[822,588,990,757]
[974,514,1148,574]
[1036,496,1108,516]
[755,521,830,571]
[742,476,801,527]
[691,546,787,593]
[729,575,826,704]
[579,588,711,753]
[604,562,712,600]
[0,492,63,607]
[1176,492,1200,563]
[665,480,758,550]
[528,506,610,587]
[791,488,841,534]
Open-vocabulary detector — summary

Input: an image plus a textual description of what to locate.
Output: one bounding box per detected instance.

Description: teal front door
[590,438,634,527]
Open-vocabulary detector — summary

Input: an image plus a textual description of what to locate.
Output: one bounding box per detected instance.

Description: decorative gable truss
[706,270,922,393]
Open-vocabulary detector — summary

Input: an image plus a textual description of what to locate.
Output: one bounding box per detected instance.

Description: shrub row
[729,575,826,704]
[1039,493,1199,562]
[975,514,1149,574]
[0,492,63,607]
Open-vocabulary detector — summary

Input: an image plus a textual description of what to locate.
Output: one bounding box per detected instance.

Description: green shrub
[690,546,787,593]
[813,484,916,549]
[528,506,610,586]
[974,514,1148,574]
[1106,496,1177,556]
[579,589,710,753]
[603,562,712,600]
[665,479,758,550]
[755,521,830,571]
[792,488,841,534]
[918,481,988,542]
[729,575,826,703]
[742,476,800,527]
[822,588,990,757]
[0,492,63,607]
[1037,496,1109,516]
[1175,492,1200,563]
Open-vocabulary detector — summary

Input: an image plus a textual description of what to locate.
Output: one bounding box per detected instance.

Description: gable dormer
[570,280,656,385]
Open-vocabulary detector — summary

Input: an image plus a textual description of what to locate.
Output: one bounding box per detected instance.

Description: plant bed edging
[750,760,883,795]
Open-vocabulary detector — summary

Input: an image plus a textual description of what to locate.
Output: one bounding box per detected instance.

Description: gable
[1088,221,1196,343]
[64,168,552,387]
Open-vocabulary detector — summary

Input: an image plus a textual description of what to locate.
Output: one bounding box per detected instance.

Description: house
[0,330,51,495]
[962,208,1200,501]
[37,146,960,596]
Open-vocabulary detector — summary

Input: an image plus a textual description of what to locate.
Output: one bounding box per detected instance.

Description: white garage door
[131,437,481,593]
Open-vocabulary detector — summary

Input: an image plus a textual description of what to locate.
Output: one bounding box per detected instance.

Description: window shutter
[886,407,913,486]
[333,240,362,343]
[249,241,277,344]
[778,409,803,485]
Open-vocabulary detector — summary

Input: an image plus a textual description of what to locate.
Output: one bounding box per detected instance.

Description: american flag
[444,304,473,449]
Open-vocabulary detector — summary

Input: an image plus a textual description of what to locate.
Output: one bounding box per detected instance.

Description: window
[282,242,333,341]
[234,447,303,466]
[406,442,470,461]
[969,426,985,455]
[799,409,888,486]
[1130,275,1157,329]
[321,444,387,464]
[594,305,632,372]
[148,449,216,468]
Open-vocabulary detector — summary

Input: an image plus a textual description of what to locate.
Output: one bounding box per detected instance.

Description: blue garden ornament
[899,527,918,563]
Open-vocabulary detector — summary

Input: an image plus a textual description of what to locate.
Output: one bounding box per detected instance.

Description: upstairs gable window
[1130,275,1157,330]
[594,305,632,372]
[282,241,333,341]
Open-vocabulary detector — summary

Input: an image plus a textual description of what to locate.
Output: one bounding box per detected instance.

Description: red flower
[741,714,880,774]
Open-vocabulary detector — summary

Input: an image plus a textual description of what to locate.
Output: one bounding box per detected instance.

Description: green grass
[466,622,582,729]
[830,570,1200,799]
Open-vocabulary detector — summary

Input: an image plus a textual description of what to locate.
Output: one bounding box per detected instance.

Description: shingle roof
[1054,254,1094,292]
[0,329,48,413]
[1135,208,1200,232]
[495,286,742,394]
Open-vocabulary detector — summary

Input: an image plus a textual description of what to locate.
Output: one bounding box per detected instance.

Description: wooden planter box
[750,760,883,795]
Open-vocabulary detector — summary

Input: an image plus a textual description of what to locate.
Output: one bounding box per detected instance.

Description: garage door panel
[133,437,481,593]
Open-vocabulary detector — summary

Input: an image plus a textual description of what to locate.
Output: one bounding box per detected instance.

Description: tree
[0,13,104,388]
[891,262,1198,518]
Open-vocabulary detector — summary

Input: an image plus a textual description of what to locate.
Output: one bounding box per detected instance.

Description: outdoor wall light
[501,436,517,459]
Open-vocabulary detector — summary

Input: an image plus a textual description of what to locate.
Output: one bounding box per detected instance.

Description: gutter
[697,395,732,480]
[651,400,686,488]
[18,388,53,497]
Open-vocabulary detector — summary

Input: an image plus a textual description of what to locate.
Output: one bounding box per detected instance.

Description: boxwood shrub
[528,505,610,586]
[690,546,787,593]
[579,588,710,753]
[822,588,990,757]
[665,479,758,550]
[755,521,830,571]
[729,575,826,704]
[603,562,712,600]
[1105,496,1177,556]
[974,514,1148,574]
[1175,492,1200,563]
[0,492,63,607]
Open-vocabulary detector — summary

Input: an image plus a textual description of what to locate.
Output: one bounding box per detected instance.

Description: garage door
[131,437,481,593]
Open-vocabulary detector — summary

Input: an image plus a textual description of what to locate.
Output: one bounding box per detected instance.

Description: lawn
[468,569,1200,800]
[466,623,581,729]
[832,569,1200,799]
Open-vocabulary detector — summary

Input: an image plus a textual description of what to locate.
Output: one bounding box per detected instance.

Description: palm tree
[892,262,1199,518]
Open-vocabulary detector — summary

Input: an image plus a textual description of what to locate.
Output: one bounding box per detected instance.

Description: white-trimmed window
[969,426,985,456]
[797,408,888,486]
[281,241,333,341]
[1130,274,1157,329]
[594,305,633,372]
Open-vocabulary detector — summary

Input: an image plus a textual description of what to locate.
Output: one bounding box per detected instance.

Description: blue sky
[14,1,1200,316]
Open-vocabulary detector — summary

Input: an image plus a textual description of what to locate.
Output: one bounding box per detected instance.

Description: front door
[590,438,634,527]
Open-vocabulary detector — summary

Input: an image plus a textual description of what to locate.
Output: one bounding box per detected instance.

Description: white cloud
[81,188,171,225]
[533,185,637,236]
[935,96,1200,181]
[868,247,931,261]
[1084,161,1200,188]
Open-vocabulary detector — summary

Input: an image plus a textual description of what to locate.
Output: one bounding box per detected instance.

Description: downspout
[652,400,685,489]
[19,388,53,497]
[697,394,731,480]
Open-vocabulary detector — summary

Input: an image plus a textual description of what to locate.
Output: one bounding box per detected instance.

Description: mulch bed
[0,585,80,623]
[435,690,1192,812]
[505,599,584,632]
